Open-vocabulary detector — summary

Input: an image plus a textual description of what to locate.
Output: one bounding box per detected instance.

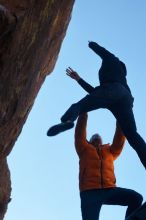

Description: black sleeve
[89,42,114,59]
[78,78,95,94]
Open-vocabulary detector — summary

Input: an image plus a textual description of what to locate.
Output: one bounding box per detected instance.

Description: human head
[89,133,103,148]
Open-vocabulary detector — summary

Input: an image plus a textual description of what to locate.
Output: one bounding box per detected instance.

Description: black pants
[80,188,143,220]
[61,83,146,169]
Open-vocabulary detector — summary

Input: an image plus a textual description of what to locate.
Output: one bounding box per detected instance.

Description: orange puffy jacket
[75,113,126,192]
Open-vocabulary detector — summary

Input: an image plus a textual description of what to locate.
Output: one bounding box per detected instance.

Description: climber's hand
[66,67,80,81]
[88,41,98,50]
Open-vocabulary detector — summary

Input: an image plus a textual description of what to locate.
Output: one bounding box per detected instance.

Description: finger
[67,71,73,76]
[66,72,72,77]
[66,69,71,74]
[68,67,74,72]
[66,67,72,72]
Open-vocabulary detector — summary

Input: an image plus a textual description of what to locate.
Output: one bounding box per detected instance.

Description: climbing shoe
[47,121,74,136]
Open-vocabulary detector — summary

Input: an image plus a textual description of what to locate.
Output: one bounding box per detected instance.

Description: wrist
[76,77,80,81]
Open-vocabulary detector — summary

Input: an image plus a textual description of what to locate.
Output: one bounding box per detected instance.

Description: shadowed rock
[0,0,75,219]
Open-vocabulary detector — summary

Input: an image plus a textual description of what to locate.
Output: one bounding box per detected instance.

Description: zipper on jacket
[97,147,103,188]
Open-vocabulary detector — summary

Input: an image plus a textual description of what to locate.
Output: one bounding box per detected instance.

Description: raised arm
[110,121,126,160]
[66,67,94,93]
[78,78,95,93]
[75,113,88,156]
[88,41,114,59]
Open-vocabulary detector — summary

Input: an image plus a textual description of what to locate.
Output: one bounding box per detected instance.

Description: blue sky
[6,1,146,220]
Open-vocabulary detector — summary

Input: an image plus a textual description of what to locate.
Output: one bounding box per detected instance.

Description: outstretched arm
[110,121,126,160]
[66,67,95,93]
[88,41,114,59]
[75,113,88,156]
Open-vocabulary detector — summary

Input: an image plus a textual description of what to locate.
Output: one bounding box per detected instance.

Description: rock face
[0,0,75,219]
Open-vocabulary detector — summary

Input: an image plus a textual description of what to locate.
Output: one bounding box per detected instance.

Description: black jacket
[87,42,132,94]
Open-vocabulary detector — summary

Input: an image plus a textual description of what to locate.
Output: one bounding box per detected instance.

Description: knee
[61,103,79,122]
[134,193,143,206]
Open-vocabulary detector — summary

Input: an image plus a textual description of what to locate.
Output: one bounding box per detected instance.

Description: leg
[47,84,133,136]
[81,201,101,220]
[47,88,110,136]
[80,190,102,220]
[61,92,109,123]
[61,83,133,123]
[103,187,143,219]
[126,202,146,220]
[110,99,146,169]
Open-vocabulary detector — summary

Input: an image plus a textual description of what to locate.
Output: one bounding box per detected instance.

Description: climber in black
[47,41,146,169]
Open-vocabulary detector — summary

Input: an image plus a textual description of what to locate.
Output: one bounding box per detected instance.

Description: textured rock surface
[0,0,75,219]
